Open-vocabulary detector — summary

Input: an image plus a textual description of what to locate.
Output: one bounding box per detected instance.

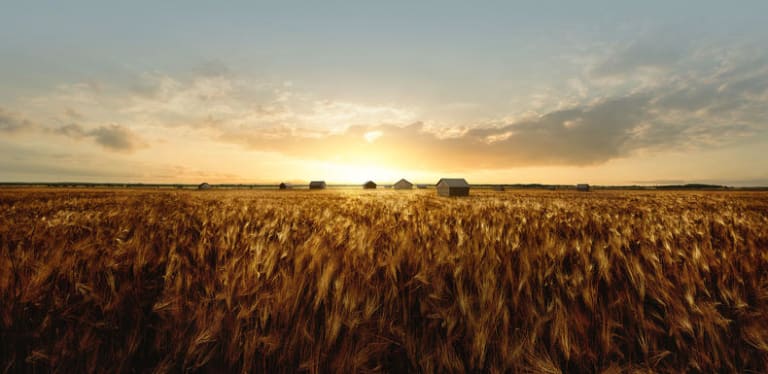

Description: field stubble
[1,189,767,372]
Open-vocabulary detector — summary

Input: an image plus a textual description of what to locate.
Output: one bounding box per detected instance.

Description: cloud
[176,42,760,171]
[364,130,383,143]
[51,123,87,138]
[4,84,148,153]
[4,42,767,172]
[88,124,145,152]
[0,108,37,133]
[192,59,233,78]
[119,72,418,133]
[64,108,85,120]
[220,97,646,169]
[590,38,688,78]
[218,53,767,170]
[50,123,146,152]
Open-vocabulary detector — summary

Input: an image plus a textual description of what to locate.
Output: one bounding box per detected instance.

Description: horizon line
[1,181,766,189]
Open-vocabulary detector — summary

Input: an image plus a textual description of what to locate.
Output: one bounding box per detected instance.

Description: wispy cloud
[119,72,417,132]
[590,38,688,79]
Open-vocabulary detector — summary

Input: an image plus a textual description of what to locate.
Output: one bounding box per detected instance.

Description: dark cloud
[2,104,147,153]
[49,123,146,153]
[52,123,87,138]
[0,108,36,132]
[64,108,85,120]
[88,124,145,152]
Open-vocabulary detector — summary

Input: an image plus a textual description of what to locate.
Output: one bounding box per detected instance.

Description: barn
[576,183,590,192]
[363,181,377,189]
[279,182,292,190]
[393,178,413,190]
[198,182,211,190]
[309,181,327,190]
[436,178,470,197]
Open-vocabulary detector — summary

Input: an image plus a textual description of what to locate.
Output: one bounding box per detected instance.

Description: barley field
[1,188,767,373]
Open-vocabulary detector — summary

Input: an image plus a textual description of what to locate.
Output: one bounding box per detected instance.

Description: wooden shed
[576,183,590,192]
[309,181,327,190]
[198,182,211,190]
[436,178,470,197]
[363,181,377,189]
[279,182,292,190]
[394,178,413,190]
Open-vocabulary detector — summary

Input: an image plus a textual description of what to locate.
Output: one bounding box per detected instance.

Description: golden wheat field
[1,188,767,373]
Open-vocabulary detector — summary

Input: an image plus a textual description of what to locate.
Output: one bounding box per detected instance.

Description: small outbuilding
[416,184,428,189]
[198,182,211,190]
[493,185,505,192]
[279,182,292,190]
[363,181,377,189]
[576,183,590,192]
[436,178,470,197]
[393,178,413,190]
[309,181,327,190]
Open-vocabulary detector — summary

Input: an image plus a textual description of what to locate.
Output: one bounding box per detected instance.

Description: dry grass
[1,188,767,373]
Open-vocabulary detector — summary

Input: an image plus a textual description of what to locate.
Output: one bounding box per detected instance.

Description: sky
[1,1,767,185]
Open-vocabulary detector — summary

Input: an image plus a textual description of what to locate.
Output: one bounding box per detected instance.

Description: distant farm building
[436,178,470,197]
[576,184,590,192]
[198,182,211,190]
[279,182,292,190]
[493,185,505,191]
[394,178,413,190]
[416,184,428,189]
[309,181,327,190]
[363,181,377,189]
